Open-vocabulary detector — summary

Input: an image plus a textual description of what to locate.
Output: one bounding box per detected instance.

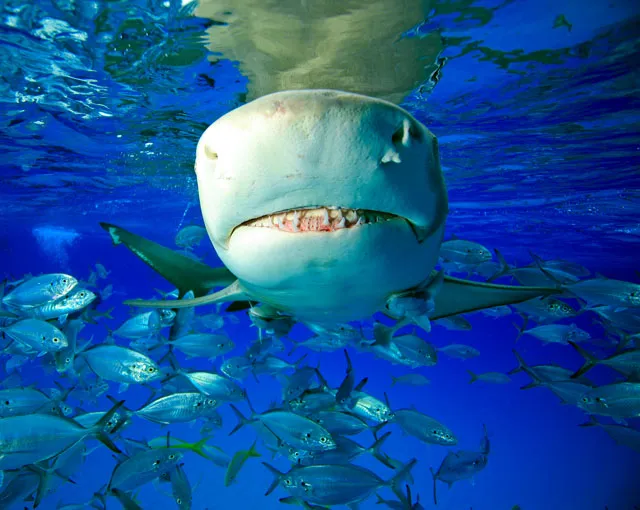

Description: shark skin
[101,90,557,324]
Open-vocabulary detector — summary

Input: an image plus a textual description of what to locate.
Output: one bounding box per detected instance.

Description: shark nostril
[391,118,419,149]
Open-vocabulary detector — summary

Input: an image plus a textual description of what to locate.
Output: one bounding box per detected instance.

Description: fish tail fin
[387,458,417,494]
[509,349,526,374]
[467,370,478,384]
[229,404,251,436]
[513,313,529,342]
[314,365,330,391]
[27,464,76,508]
[262,462,285,496]
[370,432,393,468]
[430,467,438,505]
[568,341,598,378]
[91,399,125,453]
[248,439,261,458]
[486,248,511,282]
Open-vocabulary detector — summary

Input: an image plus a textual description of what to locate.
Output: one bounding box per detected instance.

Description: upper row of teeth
[246,207,393,231]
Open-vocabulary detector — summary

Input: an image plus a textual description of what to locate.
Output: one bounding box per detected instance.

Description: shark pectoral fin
[429,275,558,320]
[99,222,236,297]
[124,280,249,310]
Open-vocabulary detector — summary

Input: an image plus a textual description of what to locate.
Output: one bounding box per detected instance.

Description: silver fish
[1,318,68,354]
[136,392,220,424]
[79,345,162,387]
[1,273,77,309]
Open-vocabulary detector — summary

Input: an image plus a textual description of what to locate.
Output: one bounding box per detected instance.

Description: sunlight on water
[31,225,81,267]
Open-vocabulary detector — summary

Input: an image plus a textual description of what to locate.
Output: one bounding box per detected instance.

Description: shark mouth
[237,206,430,241]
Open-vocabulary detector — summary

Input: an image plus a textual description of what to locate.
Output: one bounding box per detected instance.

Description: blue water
[1,0,639,509]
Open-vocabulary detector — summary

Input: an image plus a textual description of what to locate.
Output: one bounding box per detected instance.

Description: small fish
[437,344,480,360]
[430,425,489,505]
[79,345,162,390]
[577,382,640,419]
[24,288,96,322]
[569,341,640,380]
[108,446,183,492]
[513,297,578,323]
[175,225,207,250]
[579,416,640,453]
[224,440,261,486]
[517,323,590,345]
[391,374,430,387]
[467,370,511,384]
[553,14,572,31]
[309,411,369,436]
[164,333,235,360]
[135,392,220,424]
[0,400,123,472]
[177,370,246,402]
[230,404,336,452]
[113,311,162,339]
[263,459,416,506]
[1,273,77,309]
[435,315,472,331]
[95,263,110,279]
[1,318,68,355]
[170,463,192,510]
[440,238,492,266]
[391,408,457,446]
[147,436,230,468]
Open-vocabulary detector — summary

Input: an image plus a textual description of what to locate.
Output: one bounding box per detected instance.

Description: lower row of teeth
[246,207,392,232]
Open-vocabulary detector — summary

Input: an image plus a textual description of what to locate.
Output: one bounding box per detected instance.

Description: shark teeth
[242,207,399,233]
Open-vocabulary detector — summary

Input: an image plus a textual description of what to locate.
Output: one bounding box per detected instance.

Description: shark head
[195,89,448,323]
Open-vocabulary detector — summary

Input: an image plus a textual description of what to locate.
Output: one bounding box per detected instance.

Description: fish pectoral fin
[124,280,249,310]
[429,274,558,320]
[99,222,236,297]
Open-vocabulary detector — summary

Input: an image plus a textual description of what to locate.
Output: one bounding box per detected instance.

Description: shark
[101,89,557,328]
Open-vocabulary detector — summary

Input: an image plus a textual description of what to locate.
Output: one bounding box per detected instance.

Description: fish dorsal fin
[429,274,558,320]
[100,222,236,297]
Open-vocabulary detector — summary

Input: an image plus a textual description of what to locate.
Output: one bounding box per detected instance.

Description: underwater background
[1,0,639,509]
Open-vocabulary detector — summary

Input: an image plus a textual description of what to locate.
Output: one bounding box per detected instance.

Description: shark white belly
[194,89,447,323]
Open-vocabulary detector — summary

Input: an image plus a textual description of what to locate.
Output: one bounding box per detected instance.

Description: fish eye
[148,367,156,372]
[79,292,85,297]
[169,454,176,459]
[284,478,292,485]
[62,278,68,283]
[176,499,182,505]
[207,399,215,405]
[52,337,60,343]
[65,358,71,363]
[320,437,327,443]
